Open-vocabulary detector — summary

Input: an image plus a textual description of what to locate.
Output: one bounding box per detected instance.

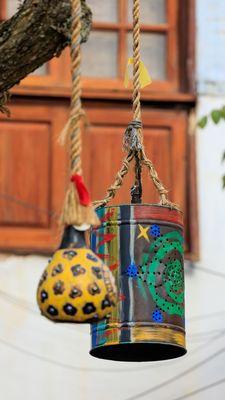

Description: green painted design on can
[137,253,148,300]
[139,230,184,317]
[163,259,184,303]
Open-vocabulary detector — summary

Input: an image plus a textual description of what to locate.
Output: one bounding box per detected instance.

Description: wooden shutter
[0,98,69,252]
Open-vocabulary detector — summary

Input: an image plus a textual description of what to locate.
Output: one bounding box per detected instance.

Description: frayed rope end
[60,181,100,227]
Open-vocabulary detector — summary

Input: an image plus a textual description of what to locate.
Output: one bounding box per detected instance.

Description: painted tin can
[90,204,186,361]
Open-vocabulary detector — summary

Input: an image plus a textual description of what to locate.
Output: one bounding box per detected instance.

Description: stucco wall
[196,0,225,268]
[196,97,225,268]
[0,252,225,400]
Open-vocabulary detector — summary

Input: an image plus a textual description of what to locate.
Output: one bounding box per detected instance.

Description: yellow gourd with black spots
[37,247,117,322]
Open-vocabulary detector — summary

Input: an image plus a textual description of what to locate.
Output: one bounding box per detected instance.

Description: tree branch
[0,0,92,100]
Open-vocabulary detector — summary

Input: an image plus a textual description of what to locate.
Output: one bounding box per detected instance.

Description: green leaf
[198,116,208,129]
[220,106,225,119]
[211,110,221,124]
[222,151,225,163]
[222,175,225,189]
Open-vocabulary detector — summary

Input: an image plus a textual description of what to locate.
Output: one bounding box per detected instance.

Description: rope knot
[123,120,142,152]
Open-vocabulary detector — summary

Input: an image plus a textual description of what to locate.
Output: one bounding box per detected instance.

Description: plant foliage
[198,107,225,189]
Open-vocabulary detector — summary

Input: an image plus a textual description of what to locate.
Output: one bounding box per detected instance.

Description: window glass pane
[128,0,166,25]
[87,0,118,23]
[30,66,48,76]
[127,32,166,81]
[82,31,118,78]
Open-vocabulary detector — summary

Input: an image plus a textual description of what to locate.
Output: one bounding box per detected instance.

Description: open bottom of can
[90,324,186,362]
[90,342,186,362]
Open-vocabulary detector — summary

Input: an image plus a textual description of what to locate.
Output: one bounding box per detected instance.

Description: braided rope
[141,148,178,209]
[93,152,134,207]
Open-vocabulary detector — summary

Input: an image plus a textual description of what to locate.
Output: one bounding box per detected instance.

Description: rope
[95,0,179,210]
[132,0,142,123]
[60,0,99,226]
[70,0,82,175]
[93,152,134,207]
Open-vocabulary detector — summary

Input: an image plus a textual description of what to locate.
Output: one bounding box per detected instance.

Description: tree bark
[0,0,92,106]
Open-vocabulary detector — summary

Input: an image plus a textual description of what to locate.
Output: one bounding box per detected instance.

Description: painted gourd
[37,226,117,322]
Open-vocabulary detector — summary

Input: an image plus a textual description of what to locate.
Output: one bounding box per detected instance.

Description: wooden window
[1,1,195,100]
[81,0,187,98]
[0,1,197,258]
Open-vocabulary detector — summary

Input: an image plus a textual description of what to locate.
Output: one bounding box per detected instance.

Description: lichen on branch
[0,0,92,101]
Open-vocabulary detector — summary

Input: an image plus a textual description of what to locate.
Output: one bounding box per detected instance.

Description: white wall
[196,97,225,268]
[0,1,225,399]
[196,0,225,268]
[0,254,225,400]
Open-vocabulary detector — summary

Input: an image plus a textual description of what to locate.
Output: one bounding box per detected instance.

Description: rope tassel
[61,180,99,226]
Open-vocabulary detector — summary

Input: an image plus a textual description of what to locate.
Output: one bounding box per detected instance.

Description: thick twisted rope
[131,0,143,204]
[61,0,99,226]
[70,0,82,175]
[95,0,178,210]
[132,0,142,123]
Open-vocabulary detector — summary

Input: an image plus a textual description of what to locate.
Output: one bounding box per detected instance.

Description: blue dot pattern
[150,224,161,238]
[152,309,163,323]
[126,262,138,278]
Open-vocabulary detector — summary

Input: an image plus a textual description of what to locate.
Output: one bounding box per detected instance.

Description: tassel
[71,174,91,206]
[61,182,100,227]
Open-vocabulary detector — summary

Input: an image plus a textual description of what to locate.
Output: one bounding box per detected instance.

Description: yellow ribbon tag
[124,58,152,89]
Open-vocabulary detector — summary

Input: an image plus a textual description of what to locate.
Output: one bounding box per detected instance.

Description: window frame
[1,0,195,102]
[82,0,186,97]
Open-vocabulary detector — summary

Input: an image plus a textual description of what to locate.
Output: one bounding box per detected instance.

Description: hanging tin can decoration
[89,0,187,361]
[90,205,186,361]
[36,0,117,323]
